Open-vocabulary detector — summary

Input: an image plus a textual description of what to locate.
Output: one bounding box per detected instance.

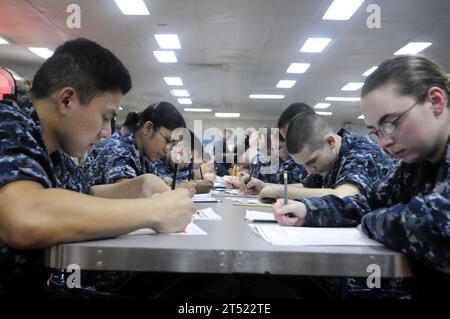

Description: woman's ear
[428,86,446,117]
[143,121,154,135]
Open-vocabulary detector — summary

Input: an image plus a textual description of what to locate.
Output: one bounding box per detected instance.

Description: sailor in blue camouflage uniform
[84,101,187,188]
[274,55,450,298]
[84,130,155,185]
[0,38,194,298]
[0,97,88,296]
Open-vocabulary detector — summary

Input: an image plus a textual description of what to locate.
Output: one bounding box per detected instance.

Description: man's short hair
[31,38,131,104]
[286,113,331,154]
[277,103,314,129]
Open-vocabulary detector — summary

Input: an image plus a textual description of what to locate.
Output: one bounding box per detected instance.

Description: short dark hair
[31,38,131,104]
[286,113,331,154]
[277,103,315,129]
[362,55,450,105]
[124,101,186,133]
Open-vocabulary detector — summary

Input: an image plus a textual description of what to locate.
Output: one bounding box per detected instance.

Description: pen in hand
[283,170,295,218]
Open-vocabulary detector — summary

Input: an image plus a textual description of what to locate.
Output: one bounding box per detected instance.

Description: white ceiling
[0,0,449,128]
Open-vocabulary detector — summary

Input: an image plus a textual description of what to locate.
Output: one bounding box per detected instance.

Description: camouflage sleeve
[299,165,408,227]
[361,192,450,268]
[0,109,52,188]
[175,163,193,183]
[300,193,372,227]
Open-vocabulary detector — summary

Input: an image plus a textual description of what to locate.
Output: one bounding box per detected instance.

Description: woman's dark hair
[362,55,450,105]
[31,38,131,104]
[123,101,186,133]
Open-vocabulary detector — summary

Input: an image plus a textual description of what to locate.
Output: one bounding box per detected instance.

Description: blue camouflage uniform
[299,128,395,222]
[0,98,88,296]
[83,131,155,186]
[252,153,308,184]
[151,158,193,184]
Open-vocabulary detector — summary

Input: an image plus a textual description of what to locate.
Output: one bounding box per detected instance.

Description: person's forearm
[90,177,140,198]
[0,183,162,248]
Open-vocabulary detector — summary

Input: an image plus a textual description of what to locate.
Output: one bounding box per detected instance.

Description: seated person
[273,55,450,297]
[83,102,195,196]
[0,38,194,297]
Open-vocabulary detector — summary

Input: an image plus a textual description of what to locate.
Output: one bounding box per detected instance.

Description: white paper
[193,207,222,220]
[173,222,207,235]
[192,193,219,203]
[245,210,276,222]
[249,225,382,246]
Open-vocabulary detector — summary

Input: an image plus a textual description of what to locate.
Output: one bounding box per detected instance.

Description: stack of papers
[249,225,382,246]
[245,210,276,222]
[192,193,220,203]
[124,222,207,236]
[193,207,222,220]
[231,198,273,207]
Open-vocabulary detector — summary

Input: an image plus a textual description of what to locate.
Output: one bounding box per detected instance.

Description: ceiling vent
[186,63,229,71]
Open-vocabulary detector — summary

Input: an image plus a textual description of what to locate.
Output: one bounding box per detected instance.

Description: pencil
[171,163,178,190]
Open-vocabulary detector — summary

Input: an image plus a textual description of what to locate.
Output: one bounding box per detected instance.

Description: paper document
[193,207,222,220]
[193,193,220,203]
[232,198,273,207]
[245,210,276,222]
[249,225,382,246]
[123,222,207,236]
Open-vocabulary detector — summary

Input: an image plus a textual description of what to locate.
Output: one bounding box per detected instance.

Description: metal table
[42,197,412,278]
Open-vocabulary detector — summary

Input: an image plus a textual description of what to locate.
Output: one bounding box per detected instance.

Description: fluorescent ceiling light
[358,115,365,119]
[276,80,296,88]
[341,82,364,91]
[316,111,333,116]
[153,51,177,63]
[164,77,183,86]
[184,108,212,112]
[325,96,360,102]
[363,66,378,76]
[177,98,192,104]
[0,37,9,45]
[28,47,54,59]
[119,106,124,111]
[171,89,190,97]
[300,38,332,53]
[286,63,310,74]
[249,94,285,99]
[114,0,149,15]
[155,34,181,49]
[314,103,331,109]
[322,0,365,20]
[393,42,432,55]
[215,113,240,118]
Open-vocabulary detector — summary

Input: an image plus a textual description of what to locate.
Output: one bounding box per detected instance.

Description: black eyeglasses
[368,100,420,142]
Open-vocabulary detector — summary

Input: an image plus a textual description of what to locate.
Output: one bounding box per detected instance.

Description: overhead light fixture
[322,0,365,20]
[314,103,331,109]
[286,63,310,74]
[28,47,54,59]
[171,89,190,97]
[341,82,364,91]
[164,77,183,86]
[358,115,365,119]
[316,111,333,116]
[300,38,332,53]
[119,106,124,111]
[363,66,378,76]
[393,42,432,55]
[177,98,192,104]
[155,34,181,49]
[0,37,9,45]
[325,97,360,102]
[153,51,177,63]
[215,113,240,118]
[114,0,149,15]
[276,80,296,88]
[249,94,285,99]
[184,108,212,112]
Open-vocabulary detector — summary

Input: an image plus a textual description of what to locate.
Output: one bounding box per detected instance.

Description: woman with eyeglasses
[273,55,450,297]
[84,101,195,197]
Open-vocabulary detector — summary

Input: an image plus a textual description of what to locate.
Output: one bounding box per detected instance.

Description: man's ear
[324,134,336,149]
[54,87,77,115]
[143,121,154,135]
[428,86,446,117]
